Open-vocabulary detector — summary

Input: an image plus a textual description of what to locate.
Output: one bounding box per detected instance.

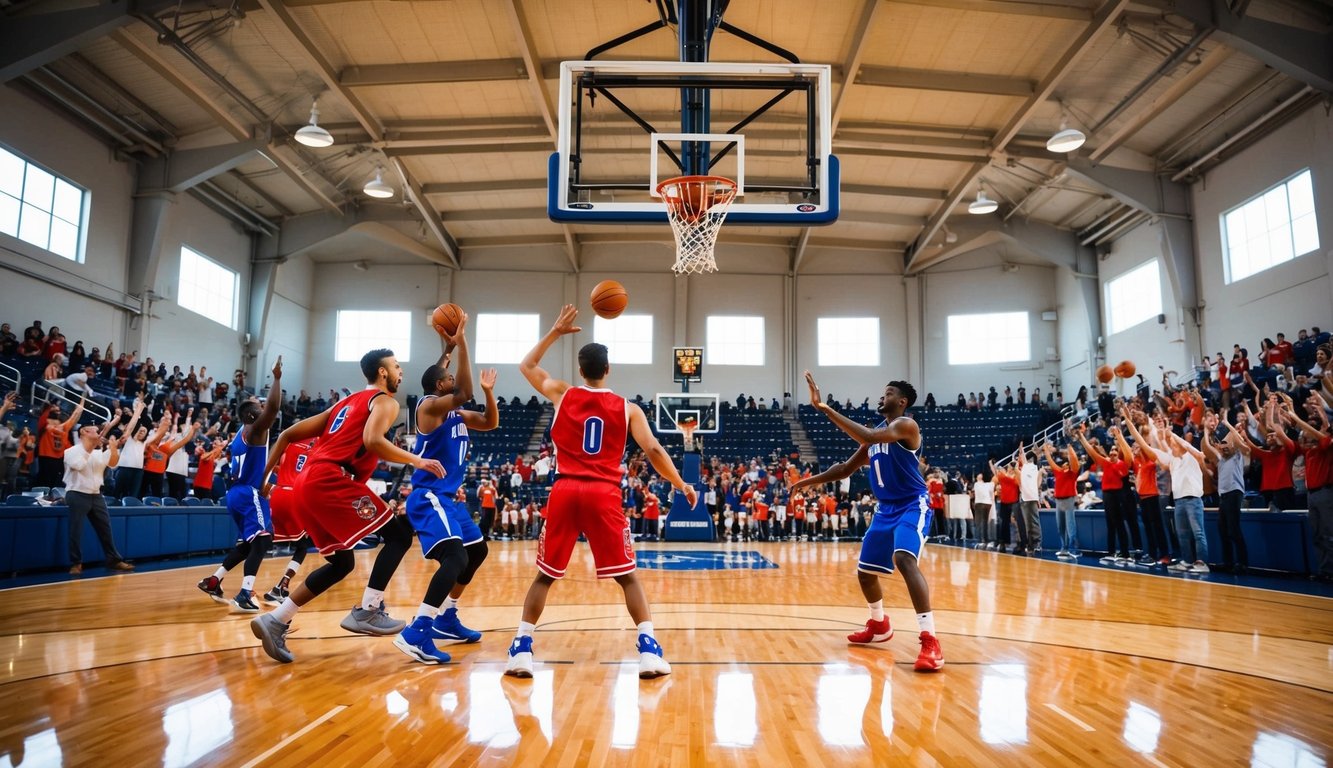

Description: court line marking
[238,704,348,768]
[1043,702,1094,732]
[1141,753,1172,768]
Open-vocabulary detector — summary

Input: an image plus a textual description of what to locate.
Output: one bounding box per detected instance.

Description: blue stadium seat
[120,497,142,506]
[5,495,37,505]
[142,496,163,506]
[183,497,203,506]
[160,497,179,506]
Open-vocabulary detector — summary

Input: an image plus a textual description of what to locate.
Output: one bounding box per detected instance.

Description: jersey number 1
[583,417,604,454]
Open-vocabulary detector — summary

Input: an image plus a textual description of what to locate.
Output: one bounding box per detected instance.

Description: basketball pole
[678,0,716,177]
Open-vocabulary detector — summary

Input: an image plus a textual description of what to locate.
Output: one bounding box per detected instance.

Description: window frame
[946,311,1031,366]
[177,245,240,330]
[1103,259,1163,335]
[705,315,765,367]
[1219,168,1319,284]
[334,309,413,363]
[0,144,89,263]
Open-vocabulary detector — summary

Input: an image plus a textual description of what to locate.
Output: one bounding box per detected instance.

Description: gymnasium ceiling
[3,0,1331,274]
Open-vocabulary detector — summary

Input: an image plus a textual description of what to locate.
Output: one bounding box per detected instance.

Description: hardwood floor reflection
[1,540,1330,767]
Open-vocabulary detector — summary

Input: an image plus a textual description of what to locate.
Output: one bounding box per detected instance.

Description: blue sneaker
[393,616,451,664]
[431,607,482,643]
[231,589,260,613]
[637,634,671,679]
[504,635,534,678]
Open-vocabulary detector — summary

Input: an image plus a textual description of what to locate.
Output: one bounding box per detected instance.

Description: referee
[64,423,134,575]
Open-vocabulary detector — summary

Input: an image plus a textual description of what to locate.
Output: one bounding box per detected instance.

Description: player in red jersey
[505,305,697,680]
[260,438,316,605]
[249,348,444,664]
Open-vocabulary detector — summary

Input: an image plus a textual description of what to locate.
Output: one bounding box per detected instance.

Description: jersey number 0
[583,417,604,454]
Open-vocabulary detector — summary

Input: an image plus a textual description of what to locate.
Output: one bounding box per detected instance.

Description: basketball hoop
[656,175,738,274]
[679,421,698,454]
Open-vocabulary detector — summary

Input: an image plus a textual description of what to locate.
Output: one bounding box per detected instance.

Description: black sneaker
[231,589,261,613]
[262,586,289,606]
[198,576,229,604]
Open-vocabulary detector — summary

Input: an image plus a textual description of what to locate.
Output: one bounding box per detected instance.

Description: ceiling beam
[421,178,947,200]
[0,0,172,83]
[440,207,549,223]
[790,228,813,274]
[1088,44,1234,163]
[832,0,885,135]
[809,237,908,252]
[340,59,527,87]
[837,210,928,227]
[856,65,1035,97]
[390,158,461,269]
[889,0,1094,21]
[110,29,343,213]
[906,0,1131,272]
[459,235,565,249]
[842,183,948,199]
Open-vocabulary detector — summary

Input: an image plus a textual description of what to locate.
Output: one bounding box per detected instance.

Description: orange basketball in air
[432,303,463,335]
[1096,364,1114,384]
[590,280,628,319]
[1114,360,1136,379]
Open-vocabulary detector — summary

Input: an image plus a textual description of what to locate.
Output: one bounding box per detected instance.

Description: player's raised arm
[790,444,870,494]
[804,371,920,448]
[626,405,698,508]
[248,356,284,442]
[520,304,577,403]
[364,395,444,477]
[420,313,473,419]
[461,368,499,432]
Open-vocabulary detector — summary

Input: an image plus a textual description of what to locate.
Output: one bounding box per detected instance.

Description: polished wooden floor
[2,540,1331,768]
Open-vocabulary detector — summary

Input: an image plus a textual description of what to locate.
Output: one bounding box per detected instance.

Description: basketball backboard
[656,393,720,434]
[550,61,838,226]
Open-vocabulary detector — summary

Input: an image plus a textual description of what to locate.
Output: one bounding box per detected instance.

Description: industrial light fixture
[363,166,395,198]
[1046,104,1086,153]
[294,98,334,148]
[968,181,998,215]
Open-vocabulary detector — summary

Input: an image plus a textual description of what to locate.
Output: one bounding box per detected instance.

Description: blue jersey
[411,400,468,494]
[866,419,927,504]
[228,428,268,489]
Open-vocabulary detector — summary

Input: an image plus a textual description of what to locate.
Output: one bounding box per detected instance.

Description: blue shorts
[858,495,931,575]
[225,485,272,542]
[406,488,482,555]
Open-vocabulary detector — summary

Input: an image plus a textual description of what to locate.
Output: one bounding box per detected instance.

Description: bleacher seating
[462,401,545,463]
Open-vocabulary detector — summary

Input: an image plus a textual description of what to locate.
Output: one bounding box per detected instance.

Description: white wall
[1193,105,1333,353]
[1100,220,1190,383]
[1055,265,1095,400]
[0,84,133,349]
[919,250,1061,403]
[794,272,910,405]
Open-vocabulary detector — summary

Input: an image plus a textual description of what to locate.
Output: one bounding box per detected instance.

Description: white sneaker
[504,636,534,678]
[1099,556,1116,565]
[1168,562,1190,573]
[637,634,672,679]
[1189,562,1210,574]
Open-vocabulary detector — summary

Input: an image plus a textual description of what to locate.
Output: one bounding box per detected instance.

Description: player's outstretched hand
[803,370,824,409]
[416,458,446,478]
[444,311,469,348]
[479,368,497,390]
[680,484,698,508]
[272,355,283,380]
[552,304,581,336]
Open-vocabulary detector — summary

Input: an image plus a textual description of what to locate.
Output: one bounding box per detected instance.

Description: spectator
[971,472,993,549]
[1017,382,1026,404]
[1148,424,1209,574]
[0,393,18,496]
[63,422,134,575]
[1283,405,1332,581]
[0,323,17,355]
[1075,424,1132,565]
[164,420,203,500]
[988,458,1025,554]
[43,354,66,389]
[42,326,66,362]
[17,426,36,484]
[1120,412,1170,566]
[987,387,998,409]
[1016,444,1042,553]
[37,398,85,488]
[1244,401,1297,510]
[955,393,965,409]
[1202,412,1250,573]
[17,330,42,358]
[193,438,226,499]
[67,341,86,371]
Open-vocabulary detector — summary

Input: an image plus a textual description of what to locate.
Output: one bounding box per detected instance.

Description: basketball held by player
[395,310,502,665]
[249,349,446,664]
[791,371,944,672]
[505,304,698,680]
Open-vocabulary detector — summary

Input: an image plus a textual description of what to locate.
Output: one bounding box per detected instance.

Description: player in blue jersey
[195,357,284,613]
[791,371,943,672]
[394,312,501,664]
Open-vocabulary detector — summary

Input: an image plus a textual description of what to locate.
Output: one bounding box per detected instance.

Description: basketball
[432,302,463,334]
[1096,363,1114,384]
[590,280,628,319]
[1114,359,1136,379]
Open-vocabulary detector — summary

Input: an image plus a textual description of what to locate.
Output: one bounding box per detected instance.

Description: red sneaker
[847,617,893,644]
[914,632,944,672]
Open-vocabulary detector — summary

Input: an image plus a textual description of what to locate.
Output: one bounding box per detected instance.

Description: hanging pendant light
[294,98,334,148]
[363,166,395,199]
[968,188,998,215]
[1047,103,1086,153]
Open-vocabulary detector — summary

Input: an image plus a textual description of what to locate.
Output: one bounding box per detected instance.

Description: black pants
[1263,487,1296,511]
[37,455,63,489]
[1138,495,1169,560]
[479,507,496,539]
[997,501,1027,551]
[143,471,164,498]
[1103,488,1131,557]
[1121,489,1144,552]
[67,490,124,565]
[113,467,143,499]
[1217,489,1248,569]
[166,473,188,501]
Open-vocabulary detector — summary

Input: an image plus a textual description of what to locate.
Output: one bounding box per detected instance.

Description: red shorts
[537,478,634,580]
[293,463,391,555]
[269,486,306,543]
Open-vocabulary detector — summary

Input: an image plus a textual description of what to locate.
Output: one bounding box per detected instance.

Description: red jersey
[1251,443,1296,490]
[927,478,945,509]
[752,499,769,521]
[308,389,384,482]
[479,485,497,508]
[1098,458,1130,491]
[643,494,660,520]
[1052,465,1077,499]
[1304,435,1333,490]
[1134,457,1158,497]
[276,438,316,487]
[550,386,627,484]
[996,473,1019,504]
[194,454,217,489]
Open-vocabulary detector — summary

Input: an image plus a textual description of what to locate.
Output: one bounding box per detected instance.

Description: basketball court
[4,0,1333,765]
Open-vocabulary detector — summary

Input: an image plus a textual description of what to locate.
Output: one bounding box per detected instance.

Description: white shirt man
[63,426,133,573]
[65,367,95,398]
[534,454,552,482]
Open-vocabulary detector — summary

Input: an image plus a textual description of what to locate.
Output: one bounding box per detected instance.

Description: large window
[947,312,1029,365]
[593,314,652,364]
[476,313,540,364]
[0,145,87,261]
[706,315,764,366]
[178,246,238,329]
[1221,169,1319,283]
[817,317,879,366]
[1104,260,1163,335]
[335,310,412,362]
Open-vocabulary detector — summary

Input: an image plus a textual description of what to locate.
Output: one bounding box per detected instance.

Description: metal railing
[31,379,112,425]
[995,401,1101,467]
[0,360,19,397]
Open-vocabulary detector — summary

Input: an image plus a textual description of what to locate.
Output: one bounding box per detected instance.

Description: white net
[656,176,738,274]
